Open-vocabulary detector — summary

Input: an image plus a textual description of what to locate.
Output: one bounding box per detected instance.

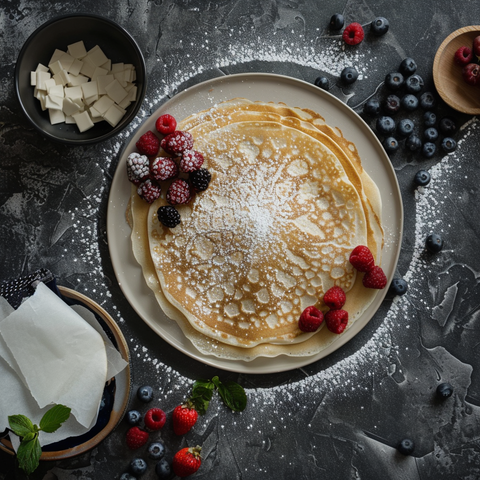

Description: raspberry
[349,245,375,272]
[126,426,149,450]
[179,150,204,173]
[323,286,346,310]
[157,205,181,228]
[155,113,177,135]
[298,305,324,332]
[126,152,150,185]
[144,407,166,431]
[325,309,349,334]
[136,131,160,157]
[166,179,192,205]
[137,179,161,204]
[362,265,388,289]
[151,157,178,181]
[190,168,212,191]
[342,22,364,46]
[161,131,194,155]
[454,46,473,66]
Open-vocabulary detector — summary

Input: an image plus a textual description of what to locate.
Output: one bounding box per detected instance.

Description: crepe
[129,99,384,360]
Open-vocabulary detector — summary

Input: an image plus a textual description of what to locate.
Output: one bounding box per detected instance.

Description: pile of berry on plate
[454,35,480,86]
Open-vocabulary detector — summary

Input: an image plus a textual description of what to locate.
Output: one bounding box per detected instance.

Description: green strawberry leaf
[8,414,35,438]
[216,380,247,412]
[16,435,42,476]
[39,404,71,433]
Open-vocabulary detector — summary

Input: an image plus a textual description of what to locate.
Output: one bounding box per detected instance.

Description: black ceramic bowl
[15,13,146,145]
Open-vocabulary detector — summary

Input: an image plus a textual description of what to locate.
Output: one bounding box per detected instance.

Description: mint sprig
[190,376,247,414]
[8,404,71,475]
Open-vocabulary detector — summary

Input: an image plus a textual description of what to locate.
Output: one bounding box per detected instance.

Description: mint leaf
[16,435,42,476]
[216,380,247,412]
[8,414,34,438]
[191,379,215,415]
[39,404,71,433]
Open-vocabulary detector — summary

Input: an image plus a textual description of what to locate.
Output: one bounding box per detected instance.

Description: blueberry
[137,385,154,403]
[414,170,431,186]
[405,134,422,152]
[385,72,404,91]
[423,111,436,127]
[401,94,419,111]
[314,76,330,90]
[329,13,344,30]
[399,57,417,76]
[424,127,438,142]
[441,137,457,153]
[397,119,414,137]
[363,97,381,116]
[341,66,359,84]
[422,142,436,158]
[439,116,457,135]
[376,116,396,135]
[420,91,436,109]
[120,474,136,480]
[383,94,401,115]
[148,441,166,460]
[426,233,443,253]
[126,410,142,426]
[388,278,408,296]
[129,458,147,476]
[436,382,454,398]
[405,74,424,94]
[382,136,399,153]
[397,438,415,456]
[155,458,174,480]
[370,17,389,36]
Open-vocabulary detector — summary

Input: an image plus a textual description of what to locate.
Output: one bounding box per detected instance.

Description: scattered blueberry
[397,118,414,137]
[397,438,415,456]
[404,74,424,94]
[376,116,396,135]
[414,170,431,186]
[314,76,330,90]
[426,233,444,253]
[129,458,147,476]
[439,116,457,135]
[370,17,389,36]
[120,474,136,480]
[405,134,422,152]
[424,127,439,142]
[436,382,454,398]
[420,91,436,109]
[364,97,381,116]
[401,94,419,111]
[399,57,417,76]
[389,278,408,296]
[137,385,154,403]
[423,111,437,127]
[148,441,166,460]
[126,410,142,426]
[155,458,174,480]
[382,136,399,153]
[341,66,359,84]
[441,137,457,153]
[383,94,401,115]
[385,72,404,91]
[329,13,344,30]
[422,142,436,158]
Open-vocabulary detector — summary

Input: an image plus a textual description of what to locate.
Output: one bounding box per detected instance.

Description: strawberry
[136,130,160,157]
[173,446,202,477]
[342,22,364,46]
[126,426,149,450]
[161,131,194,155]
[167,179,192,205]
[325,309,349,334]
[298,305,324,332]
[179,150,204,173]
[362,265,388,289]
[323,286,346,310]
[144,407,166,431]
[155,113,177,135]
[173,403,199,435]
[349,245,375,272]
[151,156,178,181]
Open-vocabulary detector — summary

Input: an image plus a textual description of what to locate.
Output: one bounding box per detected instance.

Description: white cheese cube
[81,81,98,99]
[49,108,66,125]
[91,66,109,81]
[30,71,37,86]
[92,94,114,114]
[96,74,114,95]
[65,115,76,124]
[127,85,137,102]
[79,59,96,79]
[64,86,83,101]
[44,78,57,91]
[37,91,47,110]
[100,59,112,71]
[68,74,90,86]
[111,63,124,73]
[36,70,51,90]
[72,111,94,132]
[89,107,104,123]
[84,93,99,106]
[67,41,87,59]
[45,94,64,111]
[35,63,49,73]
[114,70,128,87]
[105,79,128,104]
[48,84,64,98]
[86,45,109,67]
[62,97,82,116]
[117,97,131,109]
[49,49,64,65]
[48,60,64,76]
[57,69,71,86]
[102,103,126,127]
[68,58,84,76]
[58,52,75,72]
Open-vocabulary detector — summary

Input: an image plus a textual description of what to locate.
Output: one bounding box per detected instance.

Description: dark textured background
[1,0,480,478]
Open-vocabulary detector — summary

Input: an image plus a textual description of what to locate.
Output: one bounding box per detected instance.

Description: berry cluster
[126,114,212,227]
[349,245,388,290]
[454,35,480,86]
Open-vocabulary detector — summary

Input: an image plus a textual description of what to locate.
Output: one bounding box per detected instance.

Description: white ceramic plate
[107,73,403,374]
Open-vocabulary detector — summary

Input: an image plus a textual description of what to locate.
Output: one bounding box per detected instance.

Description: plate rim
[107,72,404,374]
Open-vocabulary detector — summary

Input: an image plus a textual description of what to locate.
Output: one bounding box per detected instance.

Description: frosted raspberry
[167,179,192,205]
[137,179,161,204]
[126,152,150,185]
[179,150,204,173]
[161,131,194,155]
[151,157,178,181]
[136,131,160,157]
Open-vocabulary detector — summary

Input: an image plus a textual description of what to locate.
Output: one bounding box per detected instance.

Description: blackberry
[157,206,181,228]
[363,97,381,116]
[426,233,444,253]
[397,119,414,137]
[370,17,389,36]
[329,13,344,30]
[382,136,399,153]
[376,116,396,135]
[190,168,212,191]
[385,72,404,91]
[401,94,419,111]
[441,137,457,153]
[420,91,436,109]
[423,111,436,127]
[405,134,422,152]
[383,94,401,115]
[405,74,424,94]
[436,382,454,398]
[399,57,417,76]
[414,170,431,186]
[388,278,408,296]
[314,76,330,90]
[424,127,439,142]
[422,142,436,158]
[341,66,359,84]
[397,438,415,456]
[439,116,457,135]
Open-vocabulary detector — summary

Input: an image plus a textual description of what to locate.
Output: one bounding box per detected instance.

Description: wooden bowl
[433,25,480,114]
